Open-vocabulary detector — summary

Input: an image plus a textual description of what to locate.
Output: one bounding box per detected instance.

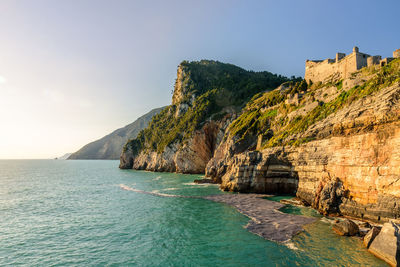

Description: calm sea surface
[0,160,386,266]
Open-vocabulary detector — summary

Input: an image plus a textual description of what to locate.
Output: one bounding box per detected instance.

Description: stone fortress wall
[305,47,400,84]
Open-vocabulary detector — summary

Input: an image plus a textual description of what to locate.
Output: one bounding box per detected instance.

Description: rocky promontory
[120,60,289,172]
[120,58,400,225]
[119,55,400,266]
[206,60,400,223]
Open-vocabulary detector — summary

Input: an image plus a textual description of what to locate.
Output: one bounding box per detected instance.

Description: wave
[283,240,300,251]
[160,187,180,191]
[119,184,196,198]
[119,184,316,244]
[153,176,162,181]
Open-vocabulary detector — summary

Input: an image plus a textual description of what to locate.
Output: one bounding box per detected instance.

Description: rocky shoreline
[119,58,400,266]
[119,184,315,242]
[121,59,400,226]
[277,196,400,266]
[331,217,400,267]
[120,182,398,265]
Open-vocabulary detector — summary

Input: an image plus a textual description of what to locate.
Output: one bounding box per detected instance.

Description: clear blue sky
[0,0,399,158]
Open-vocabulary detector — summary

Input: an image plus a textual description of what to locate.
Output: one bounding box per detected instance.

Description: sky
[0,0,399,159]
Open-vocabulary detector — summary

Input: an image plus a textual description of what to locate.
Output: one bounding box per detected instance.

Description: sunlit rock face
[210,80,400,222]
[122,57,400,222]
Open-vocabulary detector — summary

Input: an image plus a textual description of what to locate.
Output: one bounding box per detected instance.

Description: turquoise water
[0,160,387,266]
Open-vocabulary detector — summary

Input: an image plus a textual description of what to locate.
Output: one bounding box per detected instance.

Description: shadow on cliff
[263,153,299,195]
[234,151,299,196]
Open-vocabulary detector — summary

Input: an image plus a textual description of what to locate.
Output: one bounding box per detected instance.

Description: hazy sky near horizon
[0,0,399,159]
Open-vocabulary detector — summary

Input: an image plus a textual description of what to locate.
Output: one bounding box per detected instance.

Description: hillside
[206,58,400,222]
[120,60,291,172]
[68,107,163,160]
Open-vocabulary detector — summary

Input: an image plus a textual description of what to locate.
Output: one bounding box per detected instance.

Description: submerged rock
[280,198,306,206]
[368,222,400,267]
[120,184,316,242]
[193,178,217,184]
[332,219,359,236]
[203,194,316,242]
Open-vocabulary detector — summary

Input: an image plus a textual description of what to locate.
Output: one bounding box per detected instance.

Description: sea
[0,160,387,266]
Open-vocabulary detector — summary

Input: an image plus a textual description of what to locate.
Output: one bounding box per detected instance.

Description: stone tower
[394,49,400,58]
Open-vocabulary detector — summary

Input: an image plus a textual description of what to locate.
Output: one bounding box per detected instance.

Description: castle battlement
[305,46,399,84]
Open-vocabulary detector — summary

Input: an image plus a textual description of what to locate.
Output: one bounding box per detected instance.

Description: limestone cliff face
[121,57,400,222]
[120,120,228,173]
[208,77,400,222]
[120,60,288,173]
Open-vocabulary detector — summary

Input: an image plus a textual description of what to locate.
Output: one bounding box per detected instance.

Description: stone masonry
[305,47,399,84]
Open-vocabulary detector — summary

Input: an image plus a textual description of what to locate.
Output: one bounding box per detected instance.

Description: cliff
[120,60,290,172]
[68,107,163,159]
[206,59,400,222]
[120,57,400,223]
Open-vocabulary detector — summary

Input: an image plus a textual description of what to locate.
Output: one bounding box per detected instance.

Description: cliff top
[124,60,291,154]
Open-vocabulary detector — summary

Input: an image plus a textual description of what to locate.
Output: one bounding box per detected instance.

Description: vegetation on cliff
[124,60,290,154]
[228,80,305,141]
[228,58,400,148]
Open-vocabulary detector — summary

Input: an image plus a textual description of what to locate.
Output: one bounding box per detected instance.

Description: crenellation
[336,53,346,62]
[305,47,399,84]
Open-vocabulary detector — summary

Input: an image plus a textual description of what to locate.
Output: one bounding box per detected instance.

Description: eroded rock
[219,150,298,194]
[368,222,400,267]
[363,227,381,248]
[208,81,400,222]
[332,219,359,236]
[193,178,216,184]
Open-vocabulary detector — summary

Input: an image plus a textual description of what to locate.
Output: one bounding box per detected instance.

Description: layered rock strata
[207,81,400,222]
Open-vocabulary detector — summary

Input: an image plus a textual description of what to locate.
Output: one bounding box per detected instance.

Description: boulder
[368,222,400,267]
[314,178,344,215]
[332,219,359,236]
[363,227,381,248]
